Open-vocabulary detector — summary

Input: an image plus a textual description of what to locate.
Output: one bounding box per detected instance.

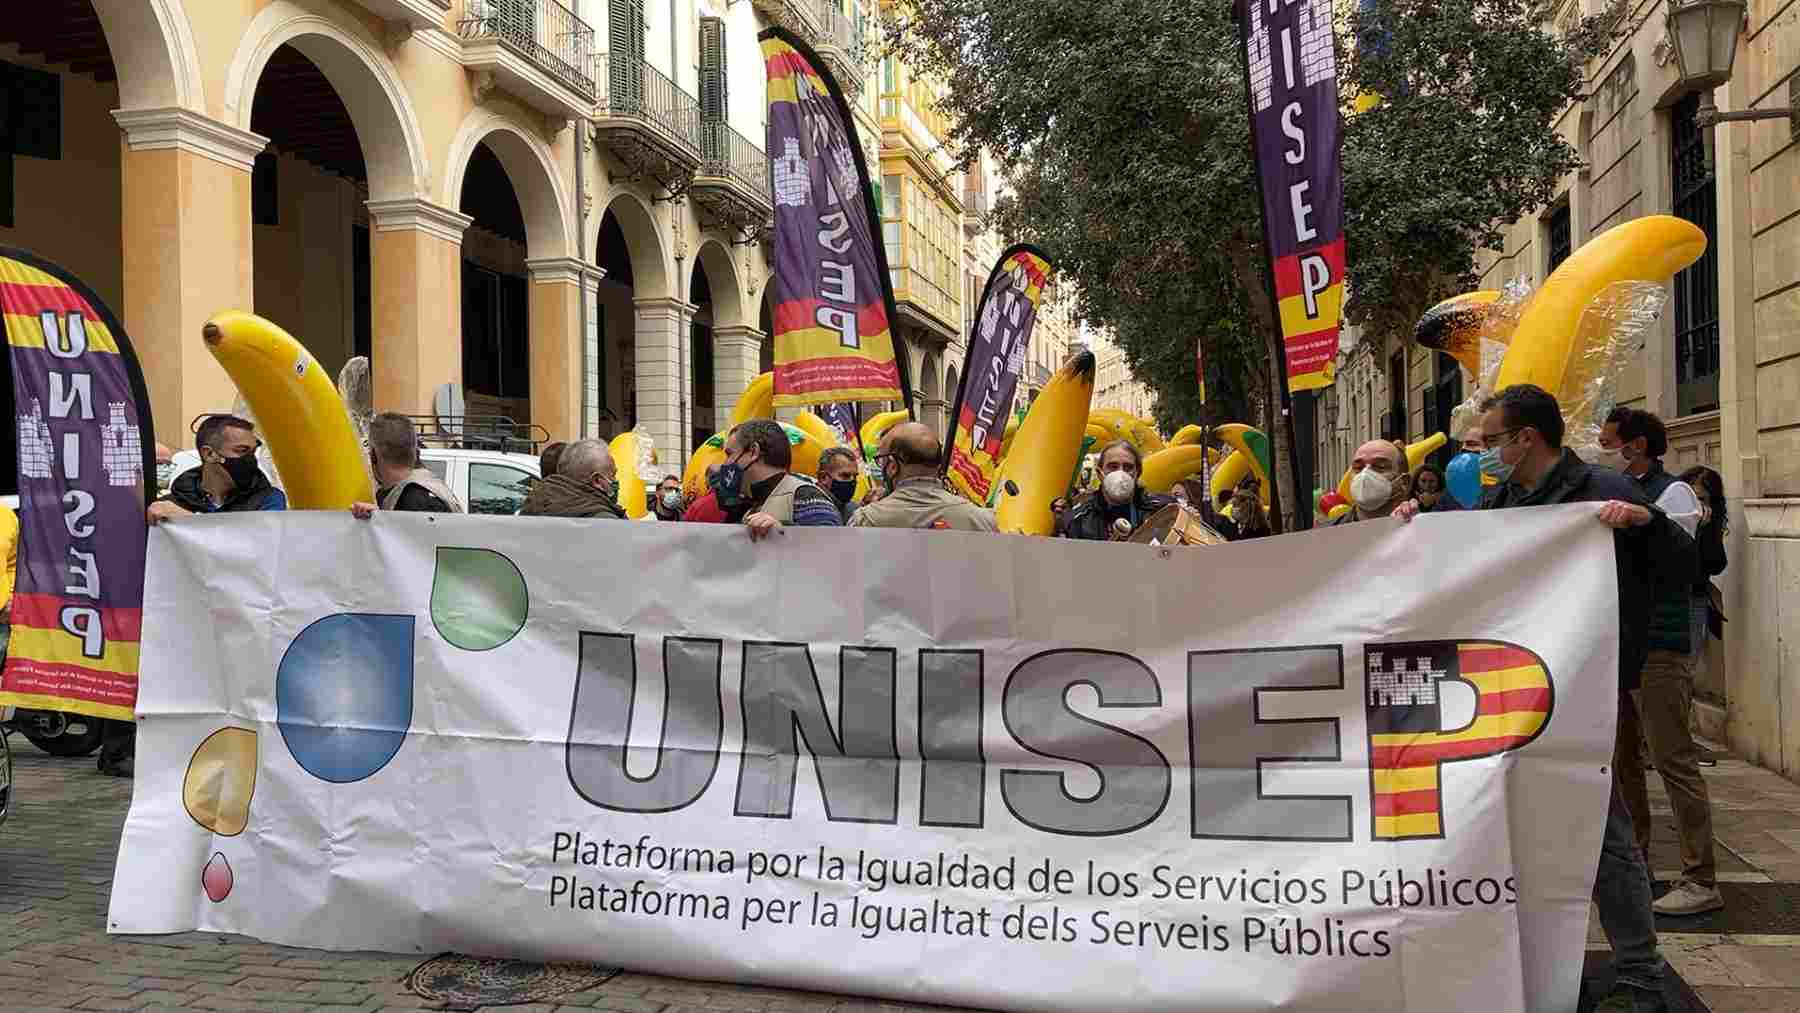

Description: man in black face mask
[712,419,842,540]
[816,446,863,522]
[147,414,288,522]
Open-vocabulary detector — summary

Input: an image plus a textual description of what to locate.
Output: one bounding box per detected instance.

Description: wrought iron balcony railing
[594,52,704,158]
[459,0,596,98]
[817,1,866,64]
[700,120,771,201]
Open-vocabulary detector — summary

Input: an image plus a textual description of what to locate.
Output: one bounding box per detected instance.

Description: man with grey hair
[520,438,625,519]
[351,412,462,517]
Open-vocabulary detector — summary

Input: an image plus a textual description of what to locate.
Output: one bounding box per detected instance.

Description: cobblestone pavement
[8,735,1800,1011]
[0,748,971,1013]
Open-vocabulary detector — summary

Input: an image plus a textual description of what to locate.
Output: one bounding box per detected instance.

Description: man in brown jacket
[851,423,997,532]
[519,439,625,519]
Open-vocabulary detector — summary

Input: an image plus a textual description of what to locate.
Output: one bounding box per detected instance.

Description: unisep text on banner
[112,508,1619,1012]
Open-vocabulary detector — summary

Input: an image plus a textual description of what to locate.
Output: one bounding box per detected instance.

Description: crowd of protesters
[0,380,1726,1012]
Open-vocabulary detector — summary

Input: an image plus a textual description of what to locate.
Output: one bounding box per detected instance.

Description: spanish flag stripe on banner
[1372,787,1443,818]
[0,247,154,721]
[1371,766,1441,794]
[1375,813,1443,838]
[1369,734,1539,770]
[1366,640,1555,840]
[762,29,907,410]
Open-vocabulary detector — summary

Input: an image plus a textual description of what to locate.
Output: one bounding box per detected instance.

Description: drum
[1127,503,1227,546]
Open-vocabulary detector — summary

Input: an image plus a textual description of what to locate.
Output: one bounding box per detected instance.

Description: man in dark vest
[351,413,462,517]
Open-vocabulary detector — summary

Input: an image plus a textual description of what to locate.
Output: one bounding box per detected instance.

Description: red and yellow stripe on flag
[762,30,905,408]
[1273,238,1343,392]
[0,248,154,721]
[1365,641,1553,841]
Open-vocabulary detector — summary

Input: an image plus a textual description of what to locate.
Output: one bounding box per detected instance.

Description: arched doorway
[944,363,960,440]
[0,0,190,487]
[758,287,774,375]
[445,119,573,437]
[458,141,531,424]
[247,44,372,384]
[690,266,716,451]
[593,192,672,452]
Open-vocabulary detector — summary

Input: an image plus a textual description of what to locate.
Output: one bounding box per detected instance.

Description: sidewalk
[5,737,1800,1011]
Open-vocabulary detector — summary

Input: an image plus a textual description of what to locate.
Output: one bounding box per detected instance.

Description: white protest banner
[111,507,1619,1012]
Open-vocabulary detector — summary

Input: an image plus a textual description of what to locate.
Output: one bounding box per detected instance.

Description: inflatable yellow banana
[996,352,1096,535]
[1140,445,1222,494]
[728,372,774,428]
[1497,216,1706,396]
[1334,432,1448,502]
[792,411,838,451]
[201,311,373,510]
[997,415,1024,462]
[609,431,650,519]
[859,409,910,460]
[683,432,728,499]
[1415,291,1502,377]
[1209,424,1271,508]
[1169,424,1205,448]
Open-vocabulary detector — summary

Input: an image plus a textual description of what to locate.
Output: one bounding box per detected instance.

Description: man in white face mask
[1057,440,1170,540]
[1333,439,1411,526]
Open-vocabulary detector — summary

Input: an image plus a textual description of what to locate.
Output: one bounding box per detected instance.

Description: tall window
[698,17,728,152]
[1386,350,1406,441]
[1422,352,1462,471]
[1671,92,1720,415]
[1546,202,1572,274]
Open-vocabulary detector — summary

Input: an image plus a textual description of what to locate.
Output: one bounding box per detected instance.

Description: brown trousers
[1615,648,1716,886]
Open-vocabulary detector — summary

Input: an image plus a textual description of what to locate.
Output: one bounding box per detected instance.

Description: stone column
[526,256,596,443]
[581,266,607,438]
[364,198,471,417]
[712,324,764,440]
[113,108,265,448]
[634,296,695,465]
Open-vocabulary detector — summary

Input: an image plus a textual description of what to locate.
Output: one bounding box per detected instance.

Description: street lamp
[1665,0,1798,169]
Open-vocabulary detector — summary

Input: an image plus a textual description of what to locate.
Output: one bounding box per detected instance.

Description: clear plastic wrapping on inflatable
[1448,280,1534,441]
[630,424,658,479]
[336,356,374,442]
[1562,280,1670,457]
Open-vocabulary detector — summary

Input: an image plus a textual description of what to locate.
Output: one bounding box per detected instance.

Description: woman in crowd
[1057,440,1171,540]
[1679,465,1728,768]
[1228,483,1272,540]
[1411,462,1463,513]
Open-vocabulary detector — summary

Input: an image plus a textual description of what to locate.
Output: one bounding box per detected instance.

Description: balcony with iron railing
[693,120,773,231]
[594,52,704,186]
[460,0,596,120]
[813,1,868,92]
[753,0,825,45]
[961,188,989,236]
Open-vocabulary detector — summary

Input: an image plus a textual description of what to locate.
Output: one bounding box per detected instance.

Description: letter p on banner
[1365,641,1553,840]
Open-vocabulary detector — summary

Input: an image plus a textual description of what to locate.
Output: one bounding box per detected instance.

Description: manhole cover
[404,953,617,1011]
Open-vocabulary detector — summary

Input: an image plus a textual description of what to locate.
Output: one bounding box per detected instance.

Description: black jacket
[1631,460,1702,653]
[1058,490,1172,541]
[1479,449,1696,689]
[164,466,286,513]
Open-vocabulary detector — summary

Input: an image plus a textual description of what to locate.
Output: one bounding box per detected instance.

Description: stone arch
[596,191,670,299]
[224,1,428,202]
[690,239,746,329]
[95,0,202,110]
[444,111,574,259]
[921,349,944,435]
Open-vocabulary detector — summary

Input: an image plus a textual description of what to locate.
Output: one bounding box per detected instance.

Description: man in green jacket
[851,423,997,532]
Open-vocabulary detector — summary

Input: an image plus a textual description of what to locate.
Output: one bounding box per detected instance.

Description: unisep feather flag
[1240,0,1343,393]
[761,28,908,409]
[0,248,156,720]
[944,246,1052,503]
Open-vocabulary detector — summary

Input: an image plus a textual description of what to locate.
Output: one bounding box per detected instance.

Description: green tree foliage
[892,0,1613,524]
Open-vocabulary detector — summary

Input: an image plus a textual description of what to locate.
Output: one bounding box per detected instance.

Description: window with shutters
[608,0,648,112]
[698,17,728,165]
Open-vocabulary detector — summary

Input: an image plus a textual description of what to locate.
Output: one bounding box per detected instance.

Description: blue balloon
[277,613,414,783]
[1447,452,1483,508]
